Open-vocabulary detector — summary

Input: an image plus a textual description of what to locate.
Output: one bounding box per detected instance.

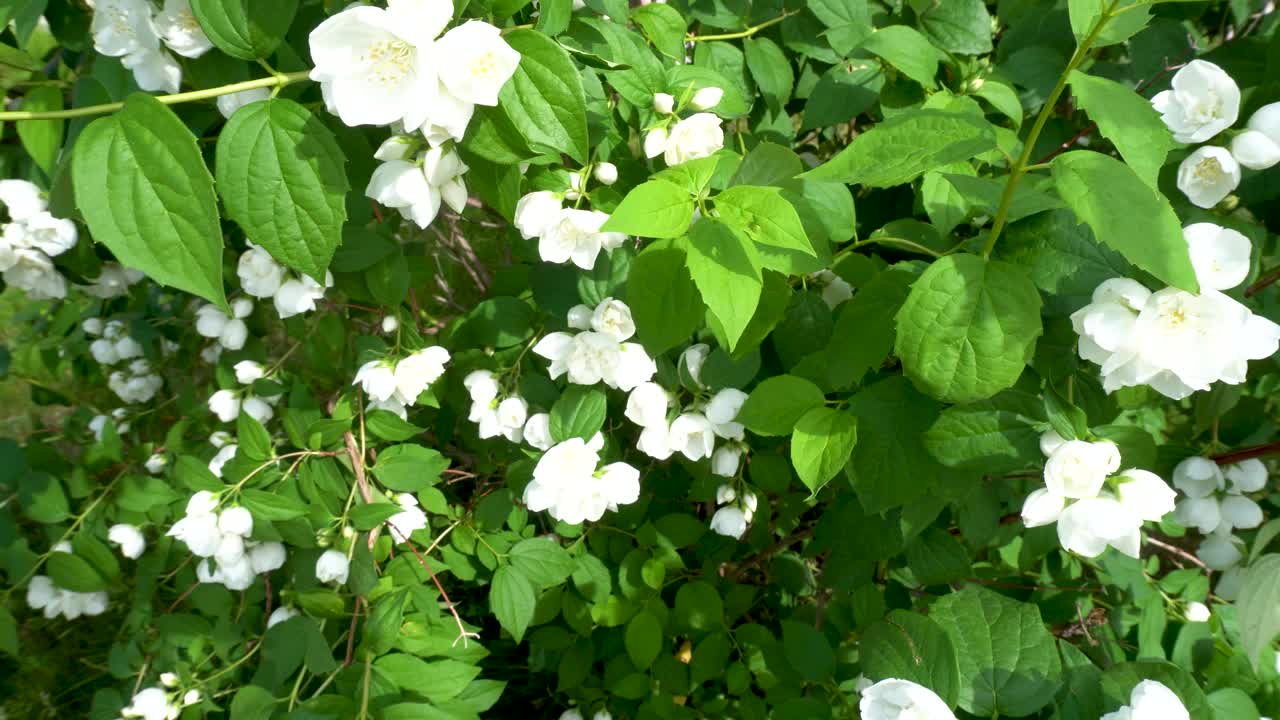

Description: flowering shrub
[4,0,1280,718]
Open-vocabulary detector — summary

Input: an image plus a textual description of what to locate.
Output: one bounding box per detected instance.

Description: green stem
[0,71,312,121]
[687,10,793,42]
[981,4,1117,258]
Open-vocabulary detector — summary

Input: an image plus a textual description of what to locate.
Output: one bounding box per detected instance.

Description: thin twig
[1145,536,1209,570]
[1212,440,1280,466]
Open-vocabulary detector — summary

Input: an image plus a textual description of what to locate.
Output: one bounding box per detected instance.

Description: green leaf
[895,254,1043,404]
[1069,0,1151,48]
[801,60,884,129]
[1238,554,1280,671]
[215,98,348,281]
[713,185,815,256]
[1100,661,1212,720]
[625,611,663,669]
[804,110,997,187]
[362,589,407,656]
[464,104,538,164]
[684,218,763,351]
[600,180,694,238]
[509,538,575,588]
[373,444,449,491]
[845,376,946,512]
[349,502,402,531]
[736,375,826,437]
[906,529,973,586]
[994,208,1131,317]
[924,387,1045,472]
[860,25,944,88]
[790,406,857,495]
[499,29,589,164]
[240,489,308,521]
[929,585,1063,717]
[191,0,298,60]
[806,0,873,55]
[1052,150,1198,292]
[861,610,961,706]
[236,412,272,462]
[46,552,108,592]
[918,0,994,54]
[376,655,482,704]
[17,85,62,174]
[549,385,608,442]
[632,3,686,60]
[364,409,424,442]
[229,685,275,720]
[781,620,835,681]
[627,245,702,355]
[821,266,915,389]
[674,581,723,633]
[0,607,16,656]
[490,565,537,642]
[744,38,794,106]
[940,174,1064,223]
[1068,71,1174,188]
[668,64,750,119]
[1208,688,1259,720]
[72,93,226,307]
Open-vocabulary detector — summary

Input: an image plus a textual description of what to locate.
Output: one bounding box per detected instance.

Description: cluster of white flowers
[1071,229,1280,399]
[367,140,469,229]
[86,319,143,366]
[1101,680,1190,720]
[625,345,746,466]
[709,484,757,540]
[237,244,335,320]
[25,543,109,620]
[1022,431,1176,558]
[92,0,211,94]
[119,682,200,720]
[80,262,144,299]
[463,370,546,447]
[167,492,286,590]
[208,363,283,424]
[109,359,165,404]
[515,191,628,271]
[526,435,641,524]
[644,89,726,166]
[84,318,167,403]
[195,298,254,351]
[534,299,656,390]
[807,269,854,309]
[108,523,147,559]
[1155,60,1277,208]
[1171,457,1266,595]
[352,345,451,417]
[0,179,76,300]
[90,408,132,440]
[859,678,955,720]
[308,0,519,138]
[558,709,612,720]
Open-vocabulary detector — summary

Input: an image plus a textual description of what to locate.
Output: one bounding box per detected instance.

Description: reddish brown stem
[344,596,365,667]
[401,537,479,647]
[1213,440,1280,466]
[1245,266,1280,298]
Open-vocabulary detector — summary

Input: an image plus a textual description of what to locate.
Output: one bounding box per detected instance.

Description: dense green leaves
[215,98,348,281]
[16,86,62,175]
[805,110,997,187]
[73,94,226,307]
[549,385,607,442]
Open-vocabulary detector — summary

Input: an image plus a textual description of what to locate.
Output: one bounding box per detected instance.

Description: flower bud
[183,689,201,706]
[381,315,399,333]
[709,506,747,539]
[315,549,350,584]
[690,86,723,111]
[566,304,594,330]
[234,360,266,385]
[593,162,618,186]
[1021,488,1065,528]
[715,484,736,505]
[644,128,668,159]
[712,446,742,478]
[160,672,178,688]
[1185,601,1211,623]
[652,92,675,114]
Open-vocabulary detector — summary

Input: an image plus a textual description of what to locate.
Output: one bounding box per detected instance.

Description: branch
[1212,440,1280,466]
[1244,265,1280,298]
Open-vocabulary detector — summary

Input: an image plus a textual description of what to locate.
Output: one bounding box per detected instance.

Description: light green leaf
[191,0,297,60]
[229,685,275,720]
[240,489,309,521]
[790,406,857,494]
[861,610,961,705]
[804,110,997,188]
[601,180,694,238]
[806,0,872,55]
[215,98,348,281]
[46,552,108,592]
[918,0,994,54]
[941,174,1063,223]
[509,537,575,589]
[632,3,686,60]
[895,254,1043,404]
[490,565,536,642]
[744,38,793,107]
[1208,688,1260,720]
[373,444,449,491]
[627,245,703,354]
[73,94,226,307]
[376,655,483,704]
[1052,150,1198,291]
[499,29,589,163]
[736,375,826,437]
[684,218,763,351]
[713,185,814,257]
[17,85,62,175]
[625,611,663,669]
[1238,554,1280,671]
[1069,0,1151,48]
[1068,71,1175,188]
[860,25,944,88]
[929,585,1063,717]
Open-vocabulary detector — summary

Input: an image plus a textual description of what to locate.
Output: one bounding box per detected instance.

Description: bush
[2,0,1280,718]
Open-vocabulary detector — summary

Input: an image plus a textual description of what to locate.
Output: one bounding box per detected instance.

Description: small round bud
[653,92,675,114]
[381,315,399,333]
[593,162,618,186]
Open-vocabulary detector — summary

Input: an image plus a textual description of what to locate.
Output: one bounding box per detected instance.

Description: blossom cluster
[516,191,627,271]
[208,361,283,424]
[367,141,469,229]
[26,543,109,620]
[527,434,641,524]
[463,370,547,447]
[92,0,211,94]
[0,179,77,300]
[626,344,746,465]
[709,483,757,540]
[534,299,656,391]
[1171,456,1268,597]
[352,345,451,417]
[644,89,727,166]
[1071,225,1280,400]
[237,244,335,321]
[166,492,286,590]
[119,683,200,720]
[1022,431,1176,558]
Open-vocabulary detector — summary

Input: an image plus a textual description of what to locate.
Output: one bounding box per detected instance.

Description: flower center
[1193,157,1224,183]
[364,39,415,87]
[469,52,499,78]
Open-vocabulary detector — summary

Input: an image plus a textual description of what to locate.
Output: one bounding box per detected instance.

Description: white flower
[81,263,144,298]
[525,437,640,524]
[1057,496,1141,558]
[709,506,747,539]
[315,549,350,584]
[187,490,219,516]
[0,179,46,221]
[680,344,710,387]
[1021,488,1066,527]
[497,396,529,432]
[216,87,271,119]
[567,332,621,385]
[417,80,477,145]
[395,346,450,404]
[234,360,266,385]
[1177,146,1240,209]
[218,507,254,537]
[24,211,77,256]
[706,388,747,431]
[1185,601,1211,623]
[1151,60,1240,143]
[663,113,725,166]
[644,127,669,159]
[1043,440,1120,499]
[215,533,246,566]
[514,191,564,240]
[168,513,221,557]
[83,318,104,336]
[121,687,179,720]
[559,711,585,720]
[613,343,657,392]
[1114,469,1177,522]
[524,413,554,451]
[274,272,332,319]
[208,390,241,422]
[1173,456,1224,498]
[540,209,627,270]
[422,144,470,214]
[1174,496,1222,534]
[267,606,300,628]
[653,93,675,114]
[637,423,674,460]
[249,542,287,573]
[434,21,521,106]
[388,502,428,543]
[108,524,146,559]
[566,304,594,330]
[1197,532,1243,570]
[591,712,612,720]
[3,249,66,299]
[1219,494,1263,531]
[1231,102,1280,170]
[237,245,286,298]
[859,679,956,720]
[155,0,212,58]
[354,360,397,402]
[92,0,159,58]
[1039,429,1067,458]
[367,160,441,228]
[145,453,168,474]
[183,690,201,707]
[591,298,636,342]
[308,2,445,128]
[1184,223,1251,292]
[241,395,274,424]
[375,135,416,162]
[381,315,400,333]
[464,370,501,407]
[91,339,120,365]
[122,46,182,93]
[160,672,178,688]
[668,413,716,461]
[625,382,670,428]
[715,484,737,505]
[1225,459,1267,493]
[712,446,742,477]
[821,277,853,308]
[594,162,618,186]
[690,86,723,111]
[1106,680,1189,720]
